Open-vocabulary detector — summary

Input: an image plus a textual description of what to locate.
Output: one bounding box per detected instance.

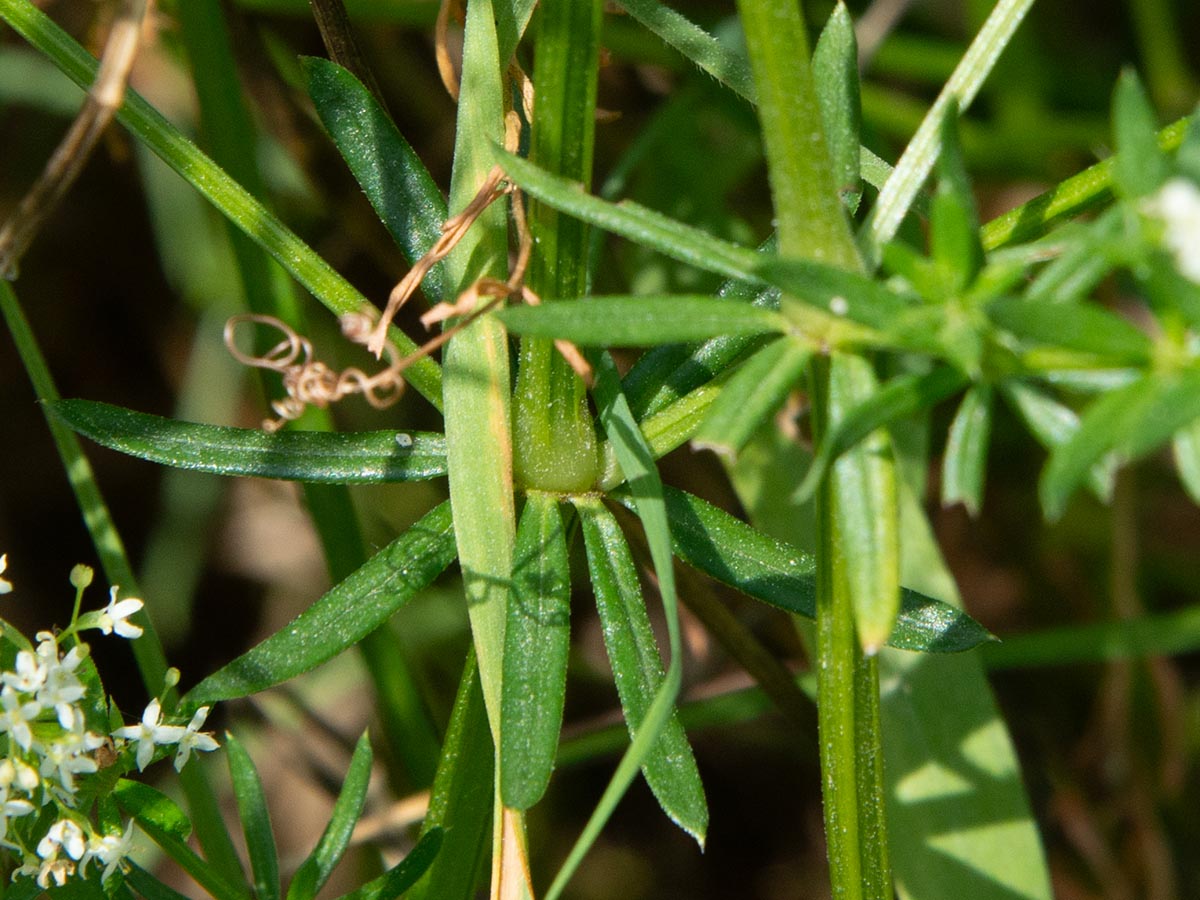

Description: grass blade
[184,502,456,704]
[286,733,373,900]
[51,399,447,483]
[501,492,572,809]
[497,296,787,345]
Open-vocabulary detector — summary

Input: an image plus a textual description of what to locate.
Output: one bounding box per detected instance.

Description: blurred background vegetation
[1,0,1199,897]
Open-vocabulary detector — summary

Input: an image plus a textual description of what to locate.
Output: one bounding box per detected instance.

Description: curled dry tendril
[224,312,406,432]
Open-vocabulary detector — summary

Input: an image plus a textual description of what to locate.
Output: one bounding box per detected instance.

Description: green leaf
[405,651,494,900]
[117,781,249,900]
[303,57,449,302]
[756,257,916,333]
[826,355,901,653]
[125,864,197,900]
[987,296,1153,364]
[331,829,444,900]
[287,733,373,900]
[501,492,572,809]
[812,4,861,211]
[618,486,993,652]
[497,296,787,345]
[185,502,456,704]
[51,400,447,483]
[1112,69,1169,199]
[1172,419,1200,503]
[692,337,811,460]
[616,0,755,102]
[930,104,984,291]
[495,146,763,281]
[225,734,280,900]
[575,497,707,838]
[941,383,993,516]
[1000,381,1115,500]
[795,366,969,503]
[1040,369,1200,519]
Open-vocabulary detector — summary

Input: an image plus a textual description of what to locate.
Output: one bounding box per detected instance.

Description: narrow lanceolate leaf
[616,0,755,102]
[501,492,572,810]
[1000,382,1115,500]
[575,498,708,839]
[225,734,280,900]
[795,366,969,503]
[692,337,811,459]
[755,257,915,333]
[941,383,993,516]
[827,355,900,654]
[1172,420,1200,503]
[1041,369,1200,519]
[332,829,444,900]
[52,400,447,483]
[635,487,993,653]
[812,4,861,210]
[185,502,456,705]
[497,296,787,345]
[287,733,373,900]
[931,104,983,291]
[494,147,763,282]
[303,57,450,302]
[987,297,1153,365]
[1112,69,1169,200]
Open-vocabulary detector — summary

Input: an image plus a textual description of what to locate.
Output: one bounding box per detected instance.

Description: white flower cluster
[1145,177,1200,284]
[0,557,219,888]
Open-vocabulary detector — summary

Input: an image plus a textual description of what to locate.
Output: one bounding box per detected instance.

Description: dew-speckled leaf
[225,734,279,900]
[692,337,810,460]
[634,486,993,653]
[52,400,447,483]
[286,733,373,900]
[185,502,456,704]
[501,492,571,810]
[303,57,449,302]
[941,383,992,516]
[575,497,708,840]
[1041,369,1200,519]
[497,296,786,345]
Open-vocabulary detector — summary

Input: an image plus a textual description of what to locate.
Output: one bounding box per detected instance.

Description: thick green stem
[512,0,602,492]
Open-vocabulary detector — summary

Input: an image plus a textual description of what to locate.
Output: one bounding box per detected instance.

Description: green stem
[512,0,602,492]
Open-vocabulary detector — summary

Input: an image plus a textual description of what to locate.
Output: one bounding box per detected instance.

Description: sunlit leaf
[225,734,280,900]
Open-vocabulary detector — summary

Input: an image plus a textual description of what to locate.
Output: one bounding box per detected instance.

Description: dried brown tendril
[224,312,406,432]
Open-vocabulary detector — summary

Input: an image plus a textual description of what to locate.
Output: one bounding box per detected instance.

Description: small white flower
[97,587,144,639]
[38,819,87,861]
[0,554,11,594]
[2,649,47,694]
[173,706,220,771]
[35,636,87,730]
[0,783,35,841]
[0,685,43,751]
[37,725,102,798]
[36,857,75,889]
[112,699,185,771]
[1145,177,1200,283]
[80,821,136,882]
